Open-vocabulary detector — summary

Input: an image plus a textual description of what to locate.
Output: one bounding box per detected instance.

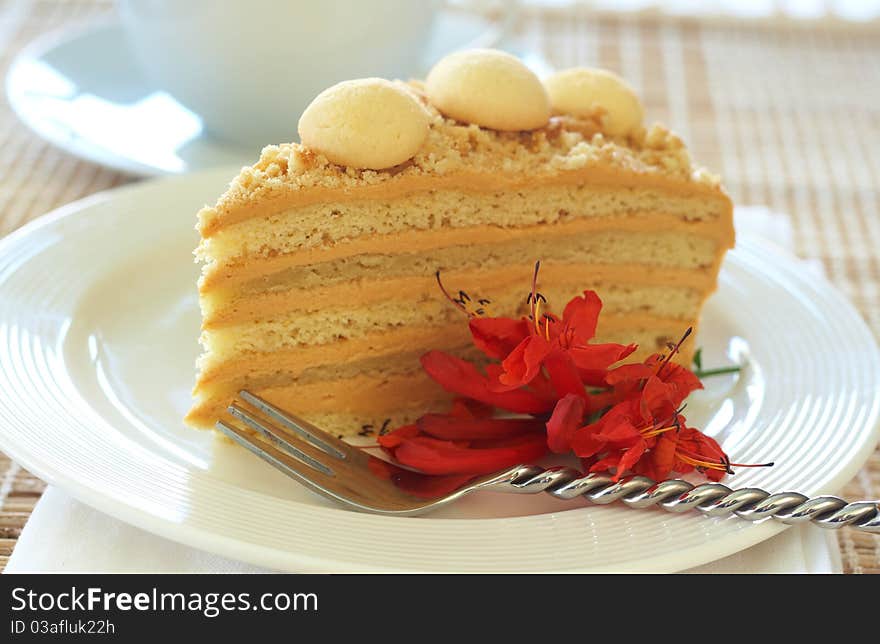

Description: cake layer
[189,369,448,429]
[200,211,731,290]
[195,314,694,387]
[187,317,696,433]
[196,345,475,396]
[190,393,446,438]
[202,261,716,327]
[199,215,733,293]
[201,221,720,295]
[198,179,731,267]
[200,282,704,360]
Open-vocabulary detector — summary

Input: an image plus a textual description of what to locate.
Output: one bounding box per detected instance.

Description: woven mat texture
[0,0,878,573]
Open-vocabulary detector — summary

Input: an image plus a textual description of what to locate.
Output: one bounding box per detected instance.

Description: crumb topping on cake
[226,98,716,203]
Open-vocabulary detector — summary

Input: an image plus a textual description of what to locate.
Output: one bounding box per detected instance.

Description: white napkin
[6,207,843,574]
[5,486,842,573]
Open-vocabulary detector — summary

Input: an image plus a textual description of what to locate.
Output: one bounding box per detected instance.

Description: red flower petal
[546,393,586,454]
[468,317,529,360]
[418,413,544,441]
[604,362,653,388]
[561,290,603,343]
[639,431,678,481]
[585,388,618,414]
[611,438,647,481]
[543,349,587,400]
[594,418,641,444]
[589,451,624,474]
[449,397,494,419]
[570,427,607,458]
[677,426,723,458]
[705,468,726,482]
[376,424,419,449]
[657,361,704,402]
[569,342,638,387]
[639,375,678,422]
[420,351,552,414]
[367,458,475,499]
[571,399,639,457]
[392,433,548,476]
[497,335,552,389]
[522,370,558,403]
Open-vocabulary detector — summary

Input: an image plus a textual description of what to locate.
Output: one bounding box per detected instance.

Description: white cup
[117,0,507,146]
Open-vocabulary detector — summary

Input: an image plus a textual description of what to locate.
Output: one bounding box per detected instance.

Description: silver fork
[216,390,880,532]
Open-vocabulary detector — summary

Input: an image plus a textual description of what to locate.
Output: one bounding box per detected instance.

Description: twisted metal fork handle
[485,465,880,533]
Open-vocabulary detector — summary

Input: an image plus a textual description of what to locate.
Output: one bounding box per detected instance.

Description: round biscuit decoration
[426,49,550,131]
[298,78,429,170]
[544,68,644,137]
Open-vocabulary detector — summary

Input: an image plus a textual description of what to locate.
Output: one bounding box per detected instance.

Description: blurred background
[0,0,878,572]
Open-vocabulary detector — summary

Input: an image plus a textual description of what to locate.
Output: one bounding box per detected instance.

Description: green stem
[694,365,743,378]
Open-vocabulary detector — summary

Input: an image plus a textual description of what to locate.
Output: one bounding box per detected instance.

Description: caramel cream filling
[187,337,695,430]
[210,370,444,417]
[200,166,730,236]
[201,263,715,327]
[201,210,734,290]
[195,313,694,385]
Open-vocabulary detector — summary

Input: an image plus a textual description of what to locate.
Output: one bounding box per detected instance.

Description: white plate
[0,168,878,572]
[5,18,551,178]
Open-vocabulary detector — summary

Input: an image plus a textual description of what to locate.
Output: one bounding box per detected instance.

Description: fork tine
[215,420,342,501]
[226,403,336,475]
[238,390,349,460]
[218,417,403,512]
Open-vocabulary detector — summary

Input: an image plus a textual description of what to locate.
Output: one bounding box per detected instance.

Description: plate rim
[0,170,877,572]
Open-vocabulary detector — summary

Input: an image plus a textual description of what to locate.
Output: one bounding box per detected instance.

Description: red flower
[572,399,674,481]
[666,426,733,482]
[366,265,768,488]
[376,396,548,478]
[491,288,636,396]
[570,351,701,481]
[604,331,703,409]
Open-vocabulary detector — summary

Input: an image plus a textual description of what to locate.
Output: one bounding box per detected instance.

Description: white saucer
[6,20,254,176]
[0,168,877,572]
[6,18,553,177]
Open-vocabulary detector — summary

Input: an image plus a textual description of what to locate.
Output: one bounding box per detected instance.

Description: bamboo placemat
[1,0,878,573]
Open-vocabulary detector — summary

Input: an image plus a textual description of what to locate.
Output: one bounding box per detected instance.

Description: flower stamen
[528,260,542,325]
[676,452,730,472]
[436,270,469,315]
[641,424,678,438]
[656,327,693,377]
[435,271,491,317]
[675,446,773,476]
[533,294,544,333]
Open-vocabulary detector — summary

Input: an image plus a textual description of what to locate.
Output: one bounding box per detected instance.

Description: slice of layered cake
[187,49,734,436]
